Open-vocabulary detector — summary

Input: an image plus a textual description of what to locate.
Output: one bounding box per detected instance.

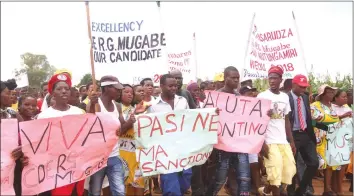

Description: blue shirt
[290,91,307,130]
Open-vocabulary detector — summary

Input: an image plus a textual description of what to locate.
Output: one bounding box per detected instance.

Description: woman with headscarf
[311,85,352,196]
[40,69,72,112]
[37,73,86,196]
[1,80,29,196]
[187,82,203,108]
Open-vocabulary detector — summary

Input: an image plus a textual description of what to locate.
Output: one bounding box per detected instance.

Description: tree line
[14,53,353,93]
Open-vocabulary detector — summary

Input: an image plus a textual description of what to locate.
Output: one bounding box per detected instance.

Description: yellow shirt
[11,102,18,111]
[119,104,144,188]
[83,97,89,105]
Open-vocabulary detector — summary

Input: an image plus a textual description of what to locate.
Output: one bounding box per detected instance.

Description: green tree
[14,53,57,88]
[78,73,93,86]
[253,78,269,92]
[308,64,352,94]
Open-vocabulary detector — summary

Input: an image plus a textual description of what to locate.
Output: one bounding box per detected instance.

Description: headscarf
[54,69,72,79]
[41,73,72,111]
[47,73,72,95]
[187,82,199,92]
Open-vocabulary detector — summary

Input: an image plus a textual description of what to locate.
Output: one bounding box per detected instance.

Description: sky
[1,2,352,85]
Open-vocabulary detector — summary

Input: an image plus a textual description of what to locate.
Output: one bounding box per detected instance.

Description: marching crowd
[1,66,353,196]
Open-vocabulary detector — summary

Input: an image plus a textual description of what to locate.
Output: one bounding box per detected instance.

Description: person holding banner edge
[146,73,191,196]
[206,66,251,196]
[1,80,28,196]
[118,84,146,195]
[170,70,205,196]
[146,73,220,196]
[36,73,86,196]
[86,75,147,196]
[311,84,352,196]
[330,89,352,195]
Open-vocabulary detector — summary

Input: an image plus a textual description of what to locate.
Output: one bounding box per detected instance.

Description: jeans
[88,156,125,196]
[293,131,318,194]
[160,168,192,196]
[206,149,251,196]
[225,168,238,196]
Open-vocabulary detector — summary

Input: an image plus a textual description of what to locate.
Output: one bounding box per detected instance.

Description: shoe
[258,187,272,196]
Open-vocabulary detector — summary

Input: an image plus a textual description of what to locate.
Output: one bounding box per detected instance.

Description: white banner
[166,33,197,84]
[242,11,308,80]
[326,118,353,166]
[88,2,167,85]
[134,108,218,176]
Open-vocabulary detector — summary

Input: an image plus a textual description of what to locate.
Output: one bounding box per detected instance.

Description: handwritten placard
[20,113,119,195]
[134,108,218,176]
[203,91,271,153]
[326,118,353,166]
[242,12,308,80]
[1,119,18,195]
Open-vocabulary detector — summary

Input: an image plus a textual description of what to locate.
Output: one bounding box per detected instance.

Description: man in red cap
[257,66,296,196]
[287,74,320,196]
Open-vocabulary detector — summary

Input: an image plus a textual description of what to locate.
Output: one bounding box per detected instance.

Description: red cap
[292,74,309,87]
[268,66,284,76]
[48,73,72,94]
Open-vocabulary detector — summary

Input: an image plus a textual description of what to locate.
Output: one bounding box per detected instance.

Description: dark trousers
[191,165,205,196]
[292,131,319,194]
[13,159,22,196]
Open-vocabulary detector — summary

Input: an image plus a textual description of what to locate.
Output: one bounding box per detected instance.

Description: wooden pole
[85,2,100,112]
[85,2,97,90]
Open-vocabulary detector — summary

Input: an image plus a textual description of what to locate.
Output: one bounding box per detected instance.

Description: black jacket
[287,92,327,144]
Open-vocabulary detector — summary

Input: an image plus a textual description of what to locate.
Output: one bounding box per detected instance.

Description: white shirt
[332,104,352,116]
[257,90,291,144]
[147,94,189,113]
[144,96,156,106]
[37,105,85,119]
[98,98,121,158]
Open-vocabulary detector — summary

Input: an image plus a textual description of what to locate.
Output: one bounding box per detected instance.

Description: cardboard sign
[326,118,353,166]
[166,33,197,84]
[134,108,218,176]
[242,11,308,80]
[88,2,167,85]
[203,91,271,153]
[1,119,19,195]
[20,113,119,195]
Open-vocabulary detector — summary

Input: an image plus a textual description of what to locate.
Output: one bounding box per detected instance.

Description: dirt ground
[151,178,352,196]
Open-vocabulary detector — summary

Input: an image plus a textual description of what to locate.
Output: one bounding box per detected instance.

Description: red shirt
[37,98,43,111]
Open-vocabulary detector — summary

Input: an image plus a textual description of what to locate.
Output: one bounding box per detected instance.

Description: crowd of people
[0,66,353,196]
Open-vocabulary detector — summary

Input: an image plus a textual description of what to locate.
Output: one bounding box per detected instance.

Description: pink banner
[20,113,119,195]
[204,91,271,153]
[1,119,19,195]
